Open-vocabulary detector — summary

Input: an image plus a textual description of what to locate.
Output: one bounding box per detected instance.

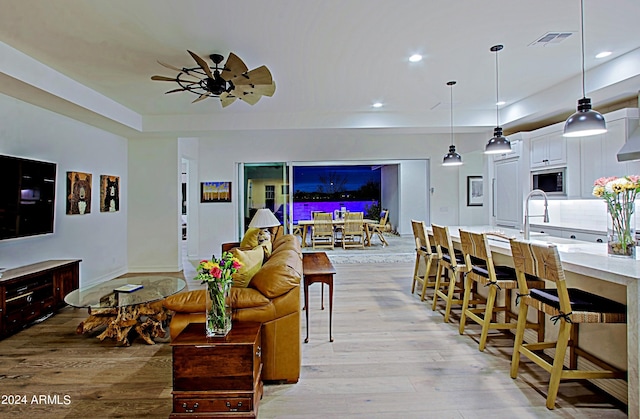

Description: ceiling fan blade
[237,91,261,105]
[233,65,273,86]
[164,88,188,94]
[220,92,237,108]
[252,81,276,97]
[157,60,183,72]
[187,50,214,79]
[192,94,210,103]
[220,52,249,81]
[151,75,181,82]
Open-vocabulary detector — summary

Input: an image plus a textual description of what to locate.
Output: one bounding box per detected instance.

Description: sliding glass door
[238,162,290,236]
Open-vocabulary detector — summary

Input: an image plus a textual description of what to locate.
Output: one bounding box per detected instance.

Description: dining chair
[311,212,334,249]
[341,211,365,249]
[458,229,545,351]
[410,220,437,302]
[431,224,481,322]
[370,209,389,246]
[509,239,627,409]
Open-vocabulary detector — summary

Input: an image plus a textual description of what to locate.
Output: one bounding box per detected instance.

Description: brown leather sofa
[163,234,302,383]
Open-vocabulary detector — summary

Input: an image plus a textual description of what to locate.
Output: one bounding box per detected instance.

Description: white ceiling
[1,0,639,138]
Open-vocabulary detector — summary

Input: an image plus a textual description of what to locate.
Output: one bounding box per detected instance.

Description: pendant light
[484,44,511,154]
[563,0,606,137]
[442,81,463,166]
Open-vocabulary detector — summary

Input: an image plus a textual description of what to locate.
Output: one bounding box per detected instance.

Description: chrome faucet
[523,189,549,240]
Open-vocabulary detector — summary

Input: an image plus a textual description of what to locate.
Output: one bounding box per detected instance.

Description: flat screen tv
[0,155,56,240]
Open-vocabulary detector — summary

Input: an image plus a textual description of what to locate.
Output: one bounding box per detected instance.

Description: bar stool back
[458,230,544,351]
[509,239,627,409]
[410,220,437,302]
[430,224,479,322]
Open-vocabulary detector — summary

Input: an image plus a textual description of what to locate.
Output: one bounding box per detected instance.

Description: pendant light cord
[450,83,454,147]
[580,0,586,98]
[495,48,500,127]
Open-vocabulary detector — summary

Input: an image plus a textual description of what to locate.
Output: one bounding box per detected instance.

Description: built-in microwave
[531,168,566,195]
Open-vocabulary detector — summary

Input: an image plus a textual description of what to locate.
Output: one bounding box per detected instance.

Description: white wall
[0,93,128,286]
[127,137,181,272]
[458,150,490,225]
[397,160,428,235]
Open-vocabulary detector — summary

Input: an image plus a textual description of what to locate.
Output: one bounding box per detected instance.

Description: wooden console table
[171,321,263,418]
[302,252,336,343]
[0,259,80,340]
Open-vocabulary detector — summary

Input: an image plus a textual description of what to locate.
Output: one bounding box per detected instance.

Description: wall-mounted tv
[0,155,56,240]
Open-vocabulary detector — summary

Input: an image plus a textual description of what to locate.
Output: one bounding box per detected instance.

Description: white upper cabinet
[530,130,566,169]
[579,118,628,198]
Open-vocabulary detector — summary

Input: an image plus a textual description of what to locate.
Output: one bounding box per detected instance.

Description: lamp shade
[563,98,607,137]
[248,208,281,228]
[442,145,463,166]
[484,127,512,154]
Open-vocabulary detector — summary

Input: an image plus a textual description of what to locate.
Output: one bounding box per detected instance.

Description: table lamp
[248,208,281,243]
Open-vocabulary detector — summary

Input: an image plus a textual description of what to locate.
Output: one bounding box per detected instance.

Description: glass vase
[607,200,636,258]
[205,281,232,337]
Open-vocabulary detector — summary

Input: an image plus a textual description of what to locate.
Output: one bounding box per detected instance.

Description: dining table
[296,218,377,247]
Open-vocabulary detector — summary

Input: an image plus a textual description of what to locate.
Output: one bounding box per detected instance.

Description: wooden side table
[170,321,263,418]
[302,252,336,343]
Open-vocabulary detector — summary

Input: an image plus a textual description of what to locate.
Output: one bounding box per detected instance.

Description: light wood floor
[0,262,627,418]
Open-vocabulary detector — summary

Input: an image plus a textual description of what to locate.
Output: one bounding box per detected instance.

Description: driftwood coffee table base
[76,301,168,346]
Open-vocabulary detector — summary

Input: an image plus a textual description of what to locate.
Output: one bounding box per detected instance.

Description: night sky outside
[293,165,380,193]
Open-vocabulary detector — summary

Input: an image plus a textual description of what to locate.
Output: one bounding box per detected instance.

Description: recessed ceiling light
[409,54,423,63]
[372,102,383,108]
[595,51,612,59]
[496,100,506,106]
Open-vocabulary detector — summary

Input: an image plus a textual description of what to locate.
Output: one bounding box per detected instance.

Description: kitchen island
[427,225,638,415]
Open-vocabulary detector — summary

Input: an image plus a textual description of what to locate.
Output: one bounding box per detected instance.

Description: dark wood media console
[0,259,80,339]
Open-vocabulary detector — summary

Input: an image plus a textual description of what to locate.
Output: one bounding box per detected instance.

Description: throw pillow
[240,227,261,249]
[230,246,264,288]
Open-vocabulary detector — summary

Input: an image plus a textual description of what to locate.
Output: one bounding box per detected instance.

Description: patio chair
[341,211,365,249]
[311,212,334,249]
[370,209,389,246]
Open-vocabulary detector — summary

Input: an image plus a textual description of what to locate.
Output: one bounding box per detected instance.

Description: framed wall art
[67,171,92,215]
[201,181,231,203]
[100,175,120,212]
[467,176,483,207]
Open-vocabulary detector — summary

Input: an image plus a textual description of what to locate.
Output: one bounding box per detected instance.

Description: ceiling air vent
[529,32,573,47]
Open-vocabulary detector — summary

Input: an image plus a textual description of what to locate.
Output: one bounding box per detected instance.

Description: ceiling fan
[151,50,275,107]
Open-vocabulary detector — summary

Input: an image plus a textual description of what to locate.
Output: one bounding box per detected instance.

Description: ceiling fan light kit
[443,80,463,166]
[485,44,512,155]
[151,50,275,108]
[563,0,606,137]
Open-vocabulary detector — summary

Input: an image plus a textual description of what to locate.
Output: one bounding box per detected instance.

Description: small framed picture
[201,181,231,203]
[467,176,483,207]
[66,171,92,215]
[100,175,120,212]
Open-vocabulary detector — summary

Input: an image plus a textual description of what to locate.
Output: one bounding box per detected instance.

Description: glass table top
[64,276,186,309]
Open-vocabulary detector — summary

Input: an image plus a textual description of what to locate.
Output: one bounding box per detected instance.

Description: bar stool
[509,239,627,409]
[410,220,437,302]
[431,224,482,323]
[458,229,545,351]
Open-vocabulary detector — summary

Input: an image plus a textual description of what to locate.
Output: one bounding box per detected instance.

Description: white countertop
[433,225,640,287]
